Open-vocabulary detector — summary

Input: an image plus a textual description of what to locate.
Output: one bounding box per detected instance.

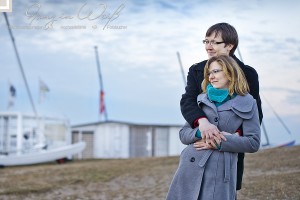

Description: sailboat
[258,95,296,149]
[177,50,296,150]
[0,13,85,166]
[235,48,296,149]
[0,112,85,166]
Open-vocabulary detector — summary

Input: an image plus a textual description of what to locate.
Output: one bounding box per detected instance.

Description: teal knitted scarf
[207,84,233,106]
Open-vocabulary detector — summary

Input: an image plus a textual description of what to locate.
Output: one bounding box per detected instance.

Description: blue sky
[1,0,300,144]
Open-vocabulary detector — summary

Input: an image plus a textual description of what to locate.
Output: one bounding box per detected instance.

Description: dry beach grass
[0,145,299,200]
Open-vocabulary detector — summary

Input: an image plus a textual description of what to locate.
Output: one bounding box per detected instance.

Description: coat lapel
[197,93,256,120]
[197,94,218,116]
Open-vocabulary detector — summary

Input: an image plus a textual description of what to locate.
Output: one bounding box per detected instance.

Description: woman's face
[208,61,229,89]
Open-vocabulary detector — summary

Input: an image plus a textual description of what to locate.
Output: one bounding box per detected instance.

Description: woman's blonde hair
[201,55,249,96]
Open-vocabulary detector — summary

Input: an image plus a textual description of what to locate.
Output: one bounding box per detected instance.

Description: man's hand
[220,131,231,135]
[198,118,226,142]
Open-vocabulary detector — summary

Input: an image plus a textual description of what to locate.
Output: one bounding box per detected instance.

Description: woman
[166,55,261,200]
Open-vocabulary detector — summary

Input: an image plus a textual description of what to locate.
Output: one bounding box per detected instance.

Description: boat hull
[0,142,85,166]
[260,140,296,150]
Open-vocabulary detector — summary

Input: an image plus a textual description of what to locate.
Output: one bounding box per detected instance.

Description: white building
[71,120,186,159]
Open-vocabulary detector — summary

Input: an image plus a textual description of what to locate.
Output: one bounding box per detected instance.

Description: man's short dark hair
[206,23,239,56]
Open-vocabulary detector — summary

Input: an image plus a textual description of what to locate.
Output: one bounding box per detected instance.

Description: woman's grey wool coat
[166,93,261,200]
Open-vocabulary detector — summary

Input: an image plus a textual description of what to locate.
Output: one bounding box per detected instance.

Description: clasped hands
[194,118,229,150]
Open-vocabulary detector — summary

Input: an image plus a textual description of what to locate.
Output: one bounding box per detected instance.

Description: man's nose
[206,44,213,49]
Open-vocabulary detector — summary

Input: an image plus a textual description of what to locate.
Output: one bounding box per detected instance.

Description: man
[180,22,263,191]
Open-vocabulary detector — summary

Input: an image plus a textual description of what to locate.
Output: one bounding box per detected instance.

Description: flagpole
[3,13,37,116]
[94,46,108,121]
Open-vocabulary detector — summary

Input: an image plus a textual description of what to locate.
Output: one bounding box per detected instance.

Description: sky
[1,0,300,145]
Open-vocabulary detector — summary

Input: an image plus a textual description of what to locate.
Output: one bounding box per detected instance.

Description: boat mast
[3,13,37,116]
[176,52,187,86]
[94,46,108,121]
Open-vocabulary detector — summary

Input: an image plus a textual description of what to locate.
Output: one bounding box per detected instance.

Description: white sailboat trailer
[0,112,85,166]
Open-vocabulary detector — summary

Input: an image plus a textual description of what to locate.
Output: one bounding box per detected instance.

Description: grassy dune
[1,145,299,200]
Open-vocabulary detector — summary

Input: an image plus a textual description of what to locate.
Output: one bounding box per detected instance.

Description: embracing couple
[166,22,263,200]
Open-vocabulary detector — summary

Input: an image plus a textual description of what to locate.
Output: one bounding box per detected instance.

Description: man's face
[204,32,233,58]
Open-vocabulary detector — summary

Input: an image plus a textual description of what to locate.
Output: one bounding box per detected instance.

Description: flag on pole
[39,79,50,103]
[100,90,105,114]
[8,84,16,109]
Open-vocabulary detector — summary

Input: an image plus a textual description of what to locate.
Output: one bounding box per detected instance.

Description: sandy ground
[1,145,299,200]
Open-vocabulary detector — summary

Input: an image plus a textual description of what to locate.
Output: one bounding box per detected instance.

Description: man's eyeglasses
[203,40,225,46]
[207,69,223,76]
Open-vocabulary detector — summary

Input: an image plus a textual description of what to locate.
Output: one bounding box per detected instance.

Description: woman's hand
[194,132,225,150]
[193,138,218,150]
[193,139,211,150]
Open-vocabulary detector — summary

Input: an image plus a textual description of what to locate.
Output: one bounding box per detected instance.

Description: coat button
[214,117,218,122]
[190,157,195,162]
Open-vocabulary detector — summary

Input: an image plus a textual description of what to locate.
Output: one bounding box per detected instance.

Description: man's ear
[226,44,234,51]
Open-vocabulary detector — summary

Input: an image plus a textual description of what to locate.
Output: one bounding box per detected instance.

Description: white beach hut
[71,120,186,159]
